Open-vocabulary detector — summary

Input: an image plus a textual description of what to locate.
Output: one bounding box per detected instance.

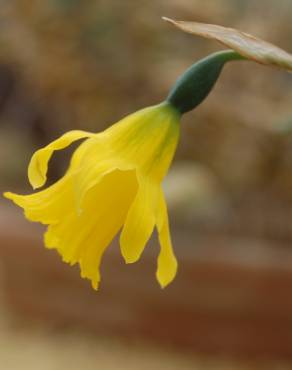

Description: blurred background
[0,0,292,369]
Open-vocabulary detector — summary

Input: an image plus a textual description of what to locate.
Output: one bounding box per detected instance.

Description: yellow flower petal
[45,169,138,289]
[73,157,132,211]
[3,175,73,224]
[156,189,178,288]
[105,103,180,180]
[28,130,95,189]
[72,103,179,208]
[120,177,158,263]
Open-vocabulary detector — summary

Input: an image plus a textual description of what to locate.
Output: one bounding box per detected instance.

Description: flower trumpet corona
[4,50,243,289]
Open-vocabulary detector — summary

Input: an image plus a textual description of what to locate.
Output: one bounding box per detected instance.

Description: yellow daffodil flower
[4,50,243,290]
[4,102,180,289]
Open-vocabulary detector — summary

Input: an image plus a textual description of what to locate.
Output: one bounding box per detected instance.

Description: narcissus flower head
[4,50,243,289]
[5,102,180,289]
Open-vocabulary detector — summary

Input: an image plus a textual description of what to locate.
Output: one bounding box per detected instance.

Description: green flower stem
[167,50,246,114]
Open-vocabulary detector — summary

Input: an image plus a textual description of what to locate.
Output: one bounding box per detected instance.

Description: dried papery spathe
[163,17,292,72]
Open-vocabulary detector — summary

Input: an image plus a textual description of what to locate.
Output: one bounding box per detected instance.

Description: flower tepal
[4,50,243,289]
[4,103,181,290]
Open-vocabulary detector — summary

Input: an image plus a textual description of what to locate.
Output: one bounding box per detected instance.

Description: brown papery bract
[163,17,292,72]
